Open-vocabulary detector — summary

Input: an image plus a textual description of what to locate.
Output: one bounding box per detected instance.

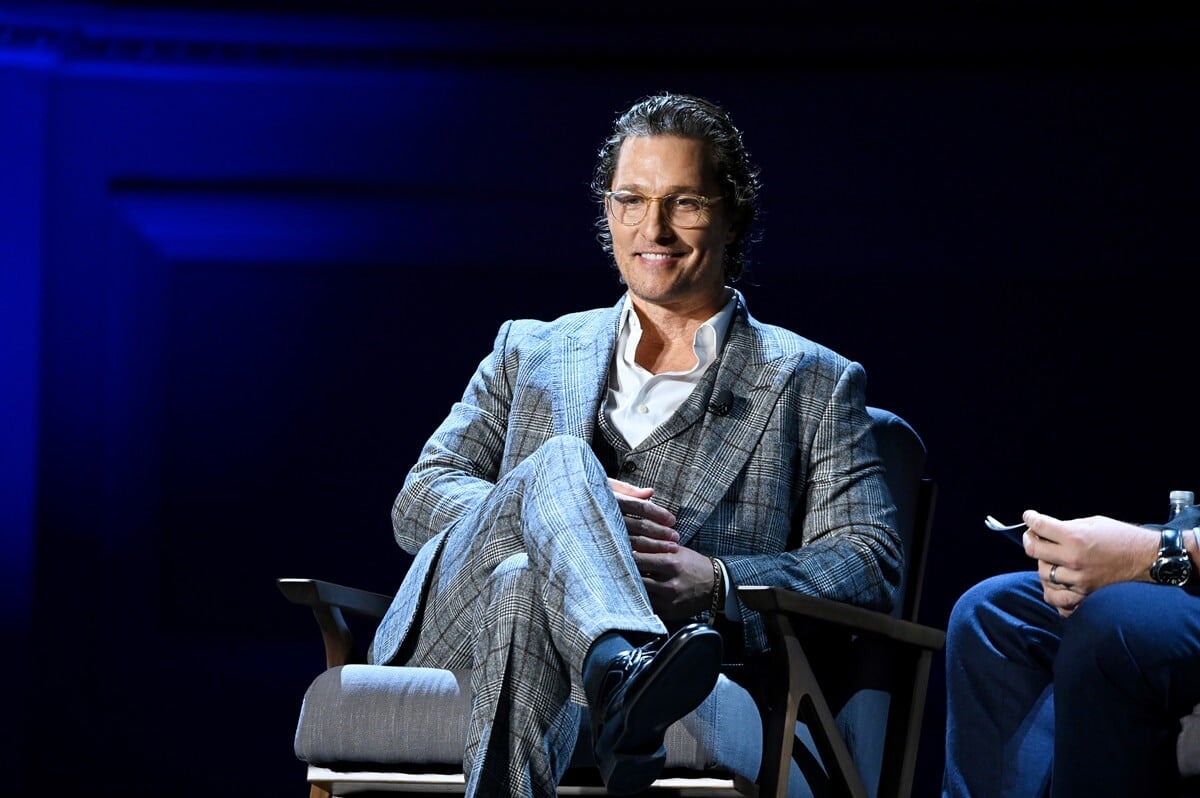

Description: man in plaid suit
[370,92,902,797]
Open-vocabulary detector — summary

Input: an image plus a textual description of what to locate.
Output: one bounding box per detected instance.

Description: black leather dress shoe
[589,623,723,794]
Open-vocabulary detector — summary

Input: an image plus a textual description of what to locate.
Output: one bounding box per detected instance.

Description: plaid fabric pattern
[368,290,902,796]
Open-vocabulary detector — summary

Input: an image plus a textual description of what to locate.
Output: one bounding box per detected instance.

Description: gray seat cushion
[294,664,765,782]
[296,666,472,766]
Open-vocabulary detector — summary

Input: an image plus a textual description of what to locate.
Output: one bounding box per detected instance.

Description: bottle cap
[1170,490,1195,505]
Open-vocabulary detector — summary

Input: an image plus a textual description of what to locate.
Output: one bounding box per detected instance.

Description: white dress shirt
[604,291,735,447]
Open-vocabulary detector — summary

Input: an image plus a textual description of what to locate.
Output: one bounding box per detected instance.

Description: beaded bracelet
[708,556,723,623]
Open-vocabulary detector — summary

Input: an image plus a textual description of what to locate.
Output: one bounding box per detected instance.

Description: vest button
[622,461,637,474]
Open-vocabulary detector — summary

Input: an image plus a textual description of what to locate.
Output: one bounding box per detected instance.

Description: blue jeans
[942,571,1200,797]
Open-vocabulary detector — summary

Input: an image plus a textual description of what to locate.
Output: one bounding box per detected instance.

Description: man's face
[607,135,736,314]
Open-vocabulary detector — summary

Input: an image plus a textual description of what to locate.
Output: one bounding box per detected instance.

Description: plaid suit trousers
[401,435,666,797]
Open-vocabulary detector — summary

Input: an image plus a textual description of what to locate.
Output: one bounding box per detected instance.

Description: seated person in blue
[942,500,1200,797]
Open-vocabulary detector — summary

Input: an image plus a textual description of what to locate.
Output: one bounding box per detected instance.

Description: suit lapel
[672,317,803,546]
[553,304,621,441]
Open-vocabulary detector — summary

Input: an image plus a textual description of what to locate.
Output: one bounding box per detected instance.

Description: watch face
[1152,556,1192,586]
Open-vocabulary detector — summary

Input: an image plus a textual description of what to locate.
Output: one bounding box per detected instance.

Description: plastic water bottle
[1169,490,1195,521]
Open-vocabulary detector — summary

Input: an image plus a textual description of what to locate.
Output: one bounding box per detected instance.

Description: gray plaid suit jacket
[370,289,902,668]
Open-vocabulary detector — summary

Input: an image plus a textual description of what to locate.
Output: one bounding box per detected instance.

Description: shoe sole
[598,625,723,794]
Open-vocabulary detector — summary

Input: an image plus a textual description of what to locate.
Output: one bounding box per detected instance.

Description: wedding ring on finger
[1049,564,1061,586]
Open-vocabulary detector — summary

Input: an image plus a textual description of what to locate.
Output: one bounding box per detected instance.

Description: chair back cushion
[866,405,927,621]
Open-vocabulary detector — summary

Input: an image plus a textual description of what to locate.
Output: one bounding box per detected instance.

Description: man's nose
[640,197,672,236]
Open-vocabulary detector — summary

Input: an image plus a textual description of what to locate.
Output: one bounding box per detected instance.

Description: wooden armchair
[279,406,944,797]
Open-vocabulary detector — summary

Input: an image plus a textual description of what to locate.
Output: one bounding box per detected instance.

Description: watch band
[1151,526,1192,586]
[1160,526,1186,556]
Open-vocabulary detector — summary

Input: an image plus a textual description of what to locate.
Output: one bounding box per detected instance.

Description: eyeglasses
[604,190,723,228]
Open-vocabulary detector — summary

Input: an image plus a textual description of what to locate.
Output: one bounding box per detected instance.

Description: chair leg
[877,649,934,798]
[310,784,332,798]
[760,612,869,798]
[757,627,800,798]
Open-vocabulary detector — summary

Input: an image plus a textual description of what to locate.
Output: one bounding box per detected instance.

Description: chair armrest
[277,577,393,668]
[737,585,945,652]
[278,577,393,617]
